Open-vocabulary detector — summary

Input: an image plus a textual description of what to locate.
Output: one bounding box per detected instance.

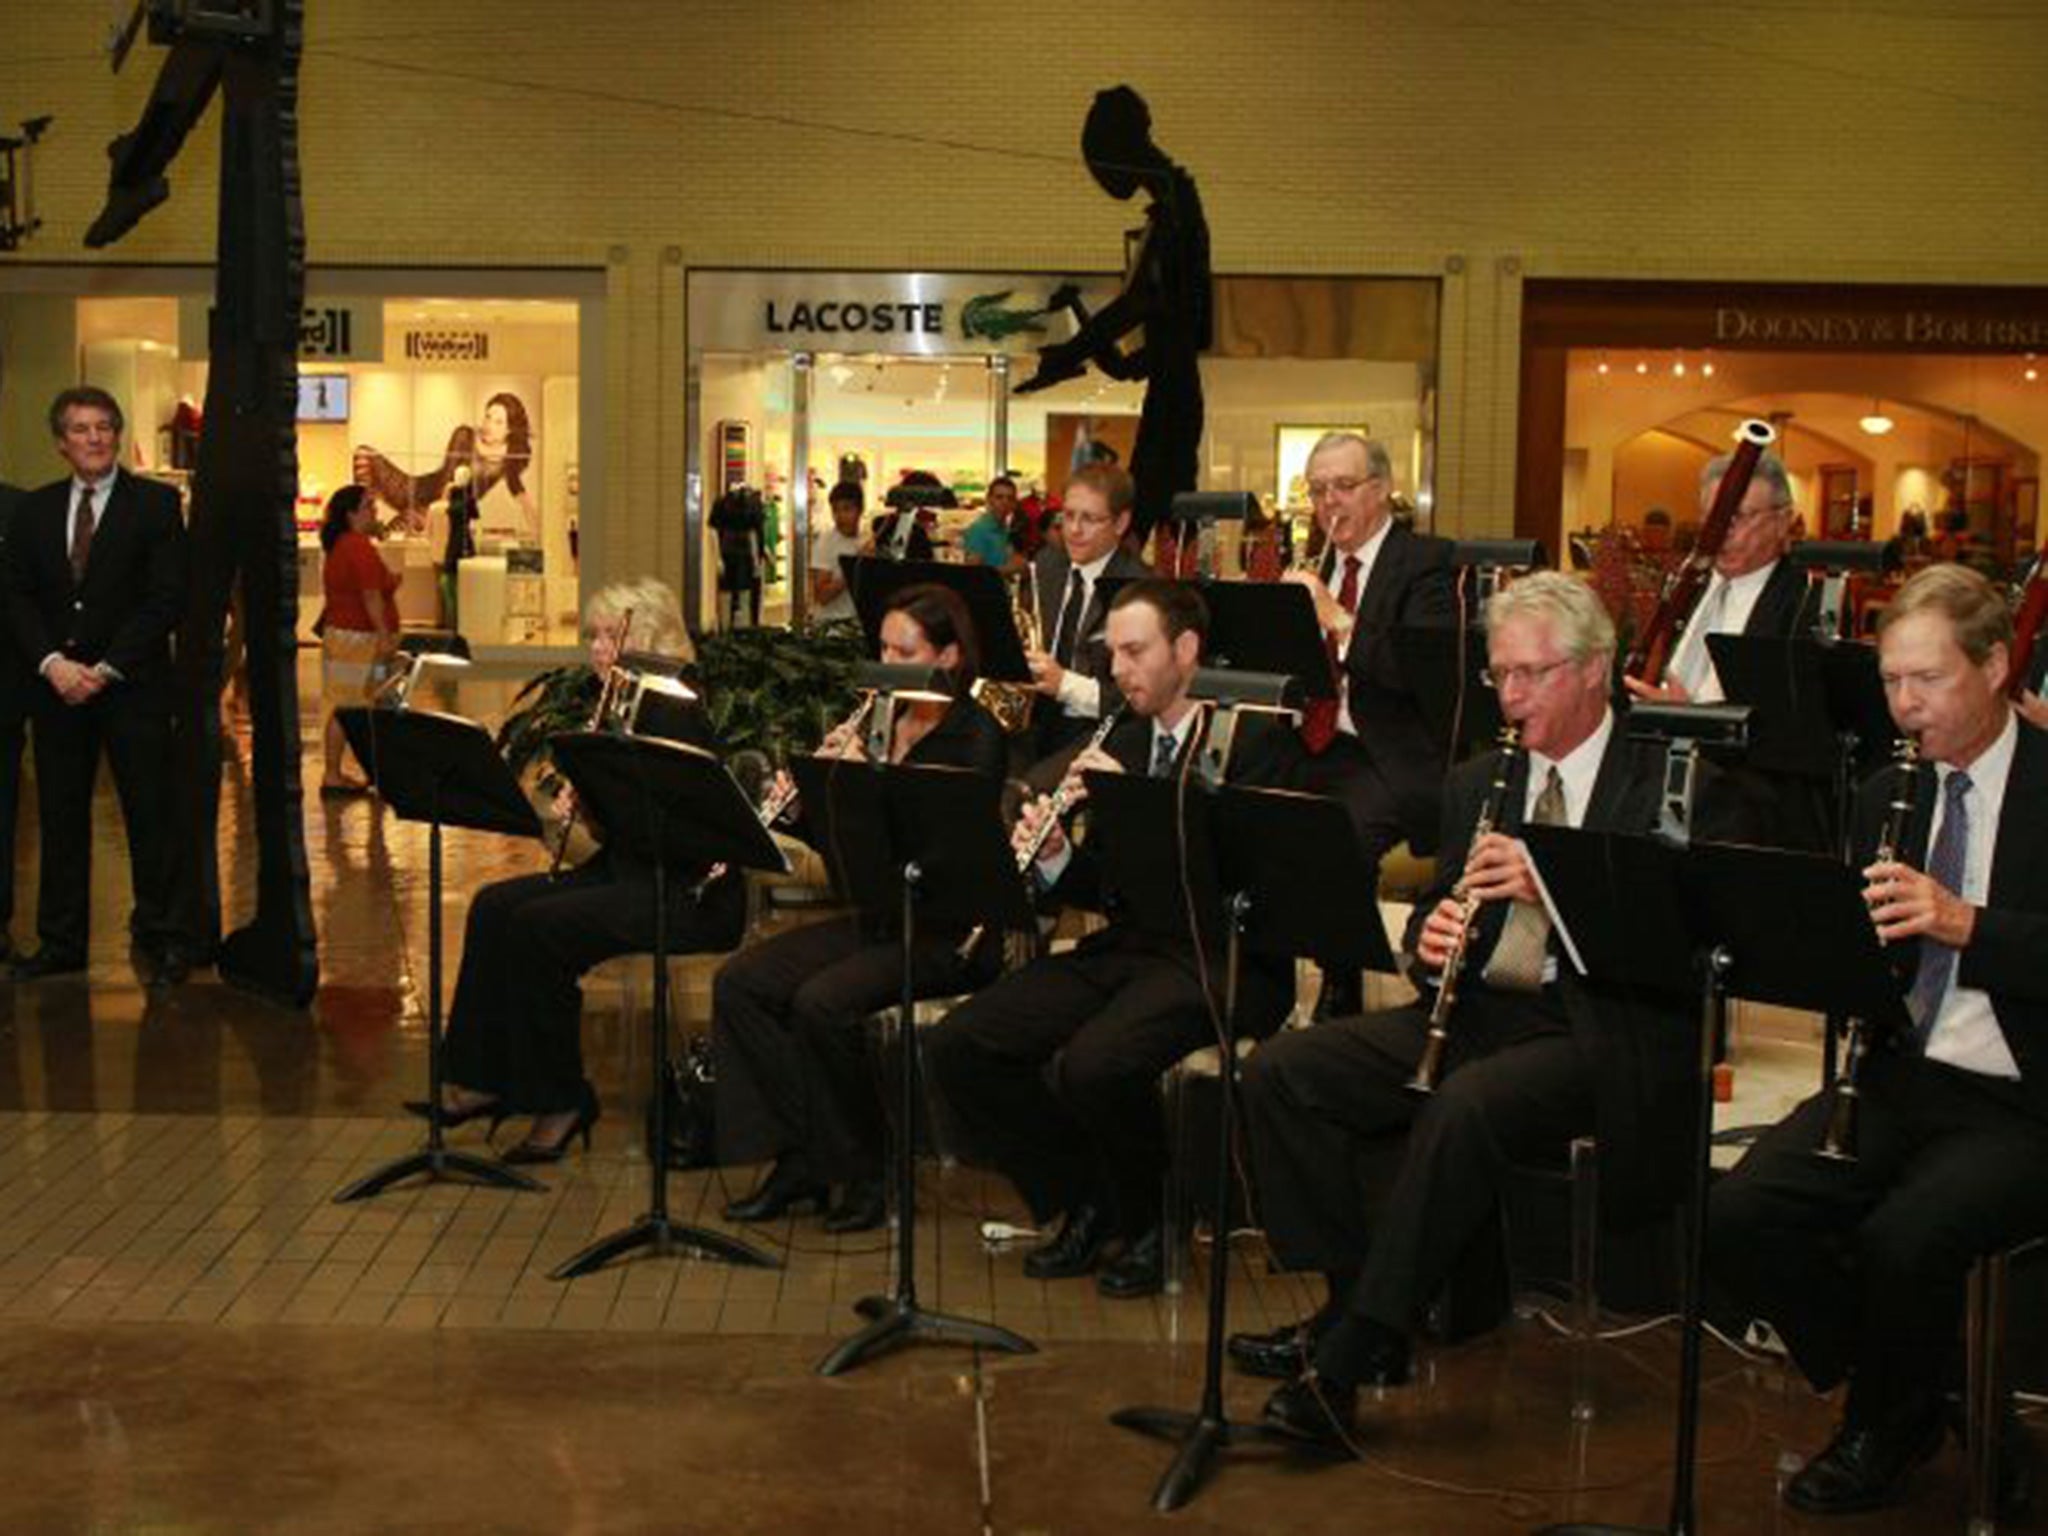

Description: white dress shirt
[1921,708,2021,1079]
[1667,558,1781,703]
[1053,548,1117,719]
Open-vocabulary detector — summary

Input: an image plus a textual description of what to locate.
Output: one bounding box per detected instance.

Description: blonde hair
[1486,570,1616,662]
[1878,562,2011,666]
[586,578,693,662]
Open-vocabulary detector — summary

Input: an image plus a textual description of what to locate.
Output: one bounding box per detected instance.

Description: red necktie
[1300,554,1361,754]
[70,484,96,584]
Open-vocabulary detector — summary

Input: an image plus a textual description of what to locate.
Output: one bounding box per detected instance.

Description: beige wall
[4,0,2046,592]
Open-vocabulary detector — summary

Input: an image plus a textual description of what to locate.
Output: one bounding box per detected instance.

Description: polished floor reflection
[0,663,2029,1532]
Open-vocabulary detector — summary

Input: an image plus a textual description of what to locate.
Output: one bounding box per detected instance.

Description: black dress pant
[28,679,175,958]
[1241,990,1593,1332]
[1707,1052,2048,1424]
[925,936,1288,1237]
[441,855,744,1114]
[711,914,991,1184]
[0,669,28,942]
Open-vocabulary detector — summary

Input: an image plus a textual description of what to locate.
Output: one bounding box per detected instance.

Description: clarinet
[954,703,1129,964]
[1816,737,1921,1162]
[1408,726,1524,1095]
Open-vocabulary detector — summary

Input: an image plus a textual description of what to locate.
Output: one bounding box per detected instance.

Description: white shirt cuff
[1056,670,1101,716]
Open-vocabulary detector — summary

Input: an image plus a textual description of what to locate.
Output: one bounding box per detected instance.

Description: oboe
[955,703,1128,963]
[1408,725,1524,1095]
[1816,737,1921,1162]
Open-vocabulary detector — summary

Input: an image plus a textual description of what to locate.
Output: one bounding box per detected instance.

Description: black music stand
[544,732,789,1279]
[803,757,1040,1376]
[332,707,548,1201]
[1522,829,1908,1536]
[1091,578,1337,706]
[1395,624,1501,765]
[841,556,1033,687]
[1101,776,1400,1512]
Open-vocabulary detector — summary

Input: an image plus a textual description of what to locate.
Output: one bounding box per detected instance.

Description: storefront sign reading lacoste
[764,300,945,337]
[690,272,1117,357]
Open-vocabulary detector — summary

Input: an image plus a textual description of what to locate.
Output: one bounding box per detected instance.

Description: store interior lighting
[1858,400,1896,436]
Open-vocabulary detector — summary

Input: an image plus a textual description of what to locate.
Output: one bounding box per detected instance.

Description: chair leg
[1567,1135,1599,1424]
[1966,1251,2009,1536]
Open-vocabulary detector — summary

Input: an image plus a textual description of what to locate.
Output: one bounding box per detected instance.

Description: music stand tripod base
[549,1214,779,1281]
[335,1140,546,1203]
[817,1295,1037,1377]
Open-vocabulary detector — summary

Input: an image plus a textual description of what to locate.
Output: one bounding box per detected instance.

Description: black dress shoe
[1261,1372,1359,1455]
[1784,1403,1945,1515]
[1313,1313,1413,1388]
[1311,970,1363,1022]
[723,1157,829,1223]
[822,1179,887,1234]
[1097,1225,1166,1299]
[12,950,86,982]
[1229,1313,1333,1380]
[1022,1205,1109,1280]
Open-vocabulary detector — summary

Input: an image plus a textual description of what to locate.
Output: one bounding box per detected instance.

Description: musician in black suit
[1709,564,2048,1518]
[712,584,1008,1235]
[5,386,187,982]
[0,469,27,963]
[1022,462,1152,769]
[925,577,1305,1299]
[1237,571,1749,1451]
[1284,432,1457,1016]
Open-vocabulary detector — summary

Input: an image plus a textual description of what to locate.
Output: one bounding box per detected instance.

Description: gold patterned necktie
[70,483,96,584]
[1483,765,1567,993]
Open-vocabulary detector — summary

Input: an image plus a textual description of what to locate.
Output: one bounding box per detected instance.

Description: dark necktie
[1300,554,1363,754]
[1906,769,1972,1047]
[70,484,96,584]
[1051,568,1086,668]
[1150,730,1178,779]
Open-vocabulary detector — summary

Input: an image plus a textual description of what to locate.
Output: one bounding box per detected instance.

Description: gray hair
[1307,432,1393,486]
[587,578,693,662]
[1485,570,1616,663]
[1699,451,1793,512]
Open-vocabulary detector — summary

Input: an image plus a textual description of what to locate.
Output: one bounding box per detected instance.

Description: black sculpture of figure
[85,2,318,1004]
[1016,86,1212,545]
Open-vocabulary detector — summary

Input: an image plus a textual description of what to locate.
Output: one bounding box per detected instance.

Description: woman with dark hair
[710,582,1006,1232]
[316,485,400,794]
[352,389,538,542]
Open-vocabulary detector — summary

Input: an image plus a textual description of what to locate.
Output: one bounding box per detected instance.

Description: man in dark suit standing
[1709,564,2048,1518]
[926,578,1304,1300]
[1284,432,1457,1016]
[1235,571,1745,1450]
[6,385,188,982]
[1020,462,1152,770]
[0,461,26,964]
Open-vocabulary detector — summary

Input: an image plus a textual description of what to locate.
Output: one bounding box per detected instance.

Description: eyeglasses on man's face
[1480,658,1574,691]
[1305,474,1379,503]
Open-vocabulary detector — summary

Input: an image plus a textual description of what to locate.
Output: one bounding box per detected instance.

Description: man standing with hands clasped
[5,386,188,984]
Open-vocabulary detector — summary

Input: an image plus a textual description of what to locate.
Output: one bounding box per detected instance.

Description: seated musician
[425,579,739,1163]
[1020,463,1152,771]
[1708,564,2048,1517]
[711,583,1006,1234]
[923,578,1304,1300]
[1282,432,1455,1019]
[1236,571,1748,1451]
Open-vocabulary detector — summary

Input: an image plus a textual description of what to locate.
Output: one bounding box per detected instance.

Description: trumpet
[548,611,639,877]
[972,564,1043,735]
[955,703,1128,963]
[1816,736,1921,1162]
[1408,726,1523,1095]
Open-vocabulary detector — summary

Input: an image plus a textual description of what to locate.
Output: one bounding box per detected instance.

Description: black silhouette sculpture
[86,2,318,1004]
[1016,86,1212,543]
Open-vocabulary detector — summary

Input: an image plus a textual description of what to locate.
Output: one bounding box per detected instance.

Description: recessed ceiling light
[1635,361,1649,376]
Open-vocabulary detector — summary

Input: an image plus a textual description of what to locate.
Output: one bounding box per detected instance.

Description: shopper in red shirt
[317,484,399,794]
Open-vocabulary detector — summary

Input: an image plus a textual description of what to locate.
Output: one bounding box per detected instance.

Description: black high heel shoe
[500,1085,601,1166]
[402,1095,509,1137]
[723,1156,829,1223]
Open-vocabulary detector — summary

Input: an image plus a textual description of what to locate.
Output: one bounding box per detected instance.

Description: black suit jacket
[1401,722,1751,1222]
[1322,522,1458,847]
[1856,718,2048,1120]
[1741,557,1821,641]
[1033,544,1151,687]
[7,469,186,688]
[0,481,23,692]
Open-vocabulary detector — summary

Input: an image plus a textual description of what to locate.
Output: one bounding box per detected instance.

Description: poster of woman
[353,388,540,544]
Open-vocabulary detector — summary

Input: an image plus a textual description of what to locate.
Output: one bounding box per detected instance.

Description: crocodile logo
[960,290,1054,343]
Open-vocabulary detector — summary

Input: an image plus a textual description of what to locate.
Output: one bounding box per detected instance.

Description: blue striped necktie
[1905,769,1971,1048]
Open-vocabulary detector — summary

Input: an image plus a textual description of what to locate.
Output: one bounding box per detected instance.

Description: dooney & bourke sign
[1524,279,2048,354]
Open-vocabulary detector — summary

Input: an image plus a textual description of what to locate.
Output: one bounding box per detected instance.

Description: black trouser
[0,670,28,942]
[28,679,175,958]
[1708,1052,2048,1427]
[1241,990,1592,1333]
[711,914,991,1184]
[441,855,744,1114]
[924,935,1288,1238]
